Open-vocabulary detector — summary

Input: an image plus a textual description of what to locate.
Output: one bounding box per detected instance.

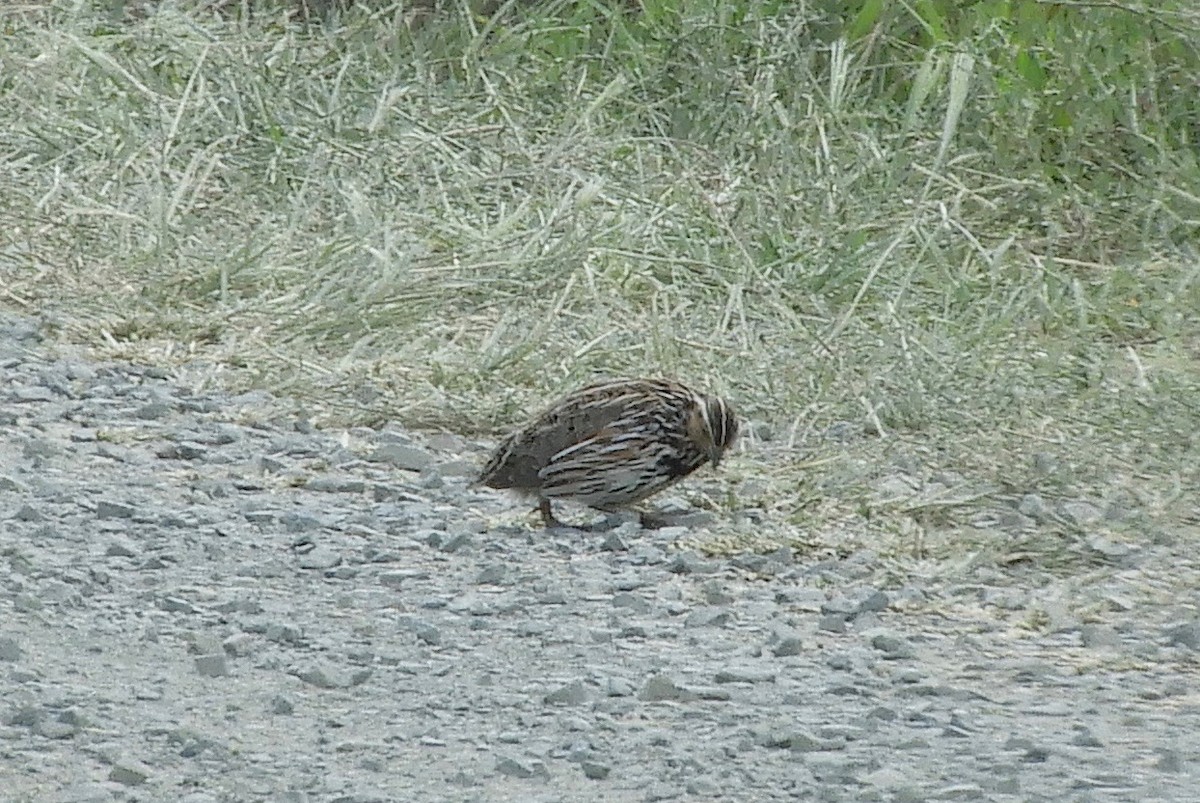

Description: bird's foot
[637,510,671,530]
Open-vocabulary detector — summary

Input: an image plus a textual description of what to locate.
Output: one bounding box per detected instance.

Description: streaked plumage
[478,378,738,528]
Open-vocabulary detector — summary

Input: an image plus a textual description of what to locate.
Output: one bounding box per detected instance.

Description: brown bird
[478,378,739,528]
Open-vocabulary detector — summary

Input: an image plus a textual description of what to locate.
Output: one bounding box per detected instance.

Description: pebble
[1079,624,1121,649]
[544,680,591,705]
[713,666,775,684]
[868,631,917,659]
[1165,622,1200,650]
[369,443,434,471]
[494,756,548,779]
[1017,493,1051,521]
[639,675,697,702]
[194,654,229,678]
[297,547,342,570]
[95,500,135,519]
[0,637,21,662]
[772,635,806,657]
[108,760,151,786]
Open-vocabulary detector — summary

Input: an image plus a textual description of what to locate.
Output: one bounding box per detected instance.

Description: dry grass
[2,0,1198,569]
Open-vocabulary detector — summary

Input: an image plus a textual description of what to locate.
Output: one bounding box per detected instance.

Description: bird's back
[478,380,684,492]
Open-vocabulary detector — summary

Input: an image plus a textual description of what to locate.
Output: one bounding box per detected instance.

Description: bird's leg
[538,498,565,529]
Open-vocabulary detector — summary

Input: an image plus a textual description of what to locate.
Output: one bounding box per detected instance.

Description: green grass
[2,0,1198,568]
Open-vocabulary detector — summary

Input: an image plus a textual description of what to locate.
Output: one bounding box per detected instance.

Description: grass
[2,0,1198,571]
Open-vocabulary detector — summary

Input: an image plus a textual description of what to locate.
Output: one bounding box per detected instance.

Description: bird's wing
[537,424,679,507]
[478,395,634,490]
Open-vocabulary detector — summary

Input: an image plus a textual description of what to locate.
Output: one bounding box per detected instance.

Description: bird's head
[688,393,739,468]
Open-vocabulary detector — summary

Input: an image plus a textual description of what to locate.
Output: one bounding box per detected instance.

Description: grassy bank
[2,0,1197,559]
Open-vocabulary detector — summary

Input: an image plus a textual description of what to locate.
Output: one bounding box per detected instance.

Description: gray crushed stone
[1,312,1199,801]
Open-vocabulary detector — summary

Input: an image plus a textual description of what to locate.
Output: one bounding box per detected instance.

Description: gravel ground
[2,312,1199,803]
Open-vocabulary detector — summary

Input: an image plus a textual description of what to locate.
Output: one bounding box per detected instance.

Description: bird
[477,378,738,528]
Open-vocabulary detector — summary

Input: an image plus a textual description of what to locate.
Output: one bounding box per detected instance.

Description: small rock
[13,386,55,403]
[438,533,474,554]
[95,500,135,519]
[1165,622,1200,650]
[0,475,27,492]
[281,512,322,532]
[1155,748,1183,773]
[817,614,848,633]
[432,459,476,477]
[686,777,722,796]
[930,784,985,800]
[258,455,287,474]
[868,632,916,659]
[874,474,919,499]
[174,442,209,461]
[495,756,548,779]
[401,618,440,646]
[581,761,611,780]
[379,571,413,589]
[160,597,197,614]
[772,636,805,657]
[731,553,769,572]
[187,634,224,655]
[1079,624,1121,649]
[545,680,591,705]
[291,664,356,689]
[826,653,855,671]
[640,674,695,702]
[995,509,1036,532]
[297,547,341,570]
[753,724,837,752]
[1017,493,1050,522]
[667,552,713,574]
[222,633,257,656]
[942,712,975,738]
[37,718,79,739]
[54,784,111,803]
[370,444,433,471]
[194,654,228,678]
[1061,500,1102,527]
[823,588,889,617]
[135,401,173,420]
[701,581,734,605]
[105,538,139,558]
[824,421,860,442]
[108,761,150,786]
[13,504,43,522]
[305,476,365,493]
[1022,746,1051,763]
[476,564,507,585]
[1086,535,1134,560]
[714,667,775,684]
[0,637,21,662]
[685,608,732,628]
[604,677,636,697]
[263,622,304,644]
[1071,726,1103,747]
[599,532,628,552]
[611,592,650,614]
